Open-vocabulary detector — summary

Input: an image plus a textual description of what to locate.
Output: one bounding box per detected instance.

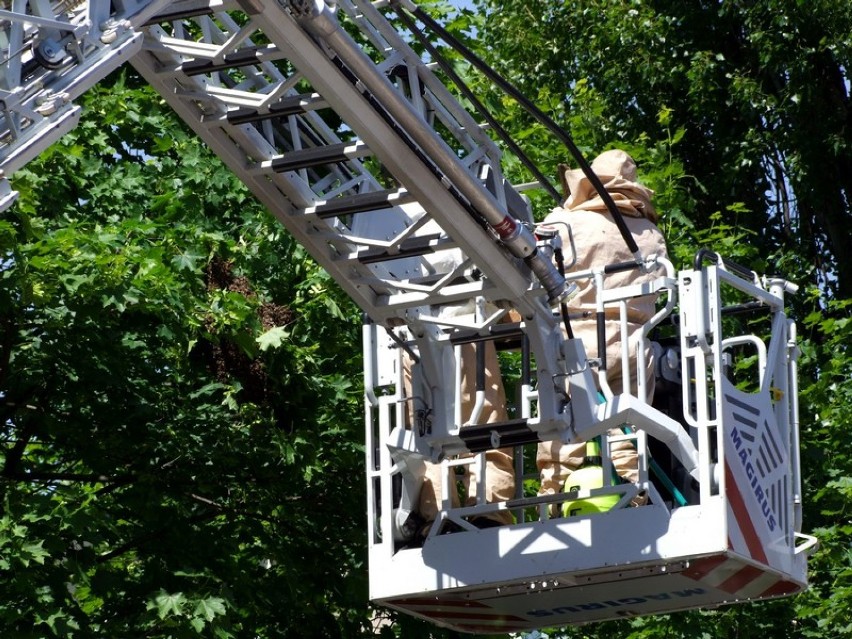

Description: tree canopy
[475,0,852,300]
[2,1,852,638]
[1,71,372,637]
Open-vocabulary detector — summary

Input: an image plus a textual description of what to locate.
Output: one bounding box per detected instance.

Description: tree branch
[96,509,221,564]
[1,421,37,479]
[2,470,134,484]
[0,311,13,392]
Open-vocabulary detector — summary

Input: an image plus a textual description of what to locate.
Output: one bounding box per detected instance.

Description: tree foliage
[475,0,851,299]
[1,71,369,637]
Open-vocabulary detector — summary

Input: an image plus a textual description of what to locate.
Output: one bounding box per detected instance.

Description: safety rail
[370,253,683,538]
[366,253,810,632]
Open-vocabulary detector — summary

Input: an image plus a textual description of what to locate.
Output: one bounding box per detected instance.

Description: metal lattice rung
[304,187,414,218]
[356,233,444,264]
[141,3,214,25]
[181,44,283,75]
[226,93,329,124]
[458,419,536,452]
[266,141,372,172]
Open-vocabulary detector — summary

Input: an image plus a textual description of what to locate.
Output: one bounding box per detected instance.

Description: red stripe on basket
[725,464,768,563]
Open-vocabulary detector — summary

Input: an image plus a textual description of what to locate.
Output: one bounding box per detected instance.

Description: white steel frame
[366,257,815,632]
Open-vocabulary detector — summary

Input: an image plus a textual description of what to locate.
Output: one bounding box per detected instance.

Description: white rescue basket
[365,254,815,634]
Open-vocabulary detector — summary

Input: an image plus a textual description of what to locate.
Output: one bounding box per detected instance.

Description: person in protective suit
[403,255,515,538]
[536,149,668,498]
[413,342,515,533]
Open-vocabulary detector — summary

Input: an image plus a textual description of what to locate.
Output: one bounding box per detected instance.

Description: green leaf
[256,325,290,351]
[21,541,49,566]
[171,248,205,272]
[154,591,187,620]
[194,597,226,622]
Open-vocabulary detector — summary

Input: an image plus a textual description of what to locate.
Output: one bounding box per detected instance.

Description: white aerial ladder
[0,0,815,634]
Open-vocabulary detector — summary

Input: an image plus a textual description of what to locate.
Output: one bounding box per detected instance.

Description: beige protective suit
[537,150,668,496]
[414,343,515,527]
